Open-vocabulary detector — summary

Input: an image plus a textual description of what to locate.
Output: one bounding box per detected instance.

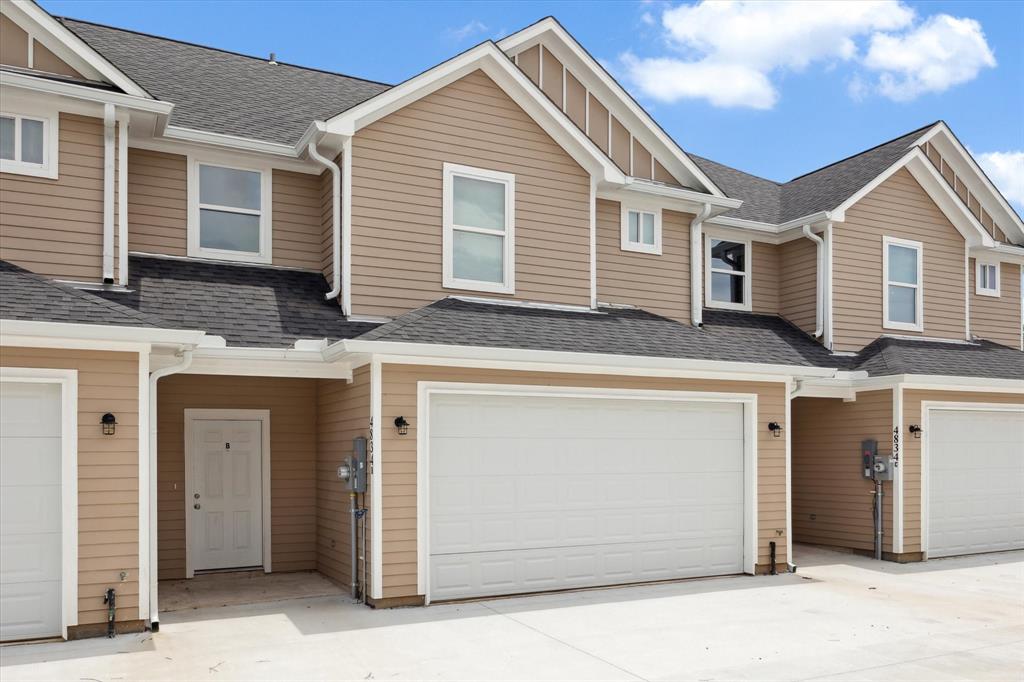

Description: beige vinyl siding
[901,390,1024,554]
[33,41,81,78]
[1,113,105,281]
[632,139,652,180]
[1,13,29,67]
[156,375,318,579]
[271,169,322,270]
[516,45,540,85]
[779,236,818,335]
[610,116,630,173]
[0,346,141,627]
[751,241,779,314]
[653,159,678,186]
[564,71,586,130]
[318,164,334,283]
[126,147,187,255]
[587,94,609,154]
[969,259,1022,349]
[316,368,370,588]
[792,392,894,553]
[596,199,691,320]
[378,364,790,598]
[540,47,563,106]
[349,69,592,317]
[833,168,967,352]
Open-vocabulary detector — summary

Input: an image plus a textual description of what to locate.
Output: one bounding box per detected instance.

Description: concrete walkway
[2,546,1022,681]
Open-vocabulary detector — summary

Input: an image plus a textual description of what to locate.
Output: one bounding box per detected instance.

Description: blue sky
[41,0,1024,209]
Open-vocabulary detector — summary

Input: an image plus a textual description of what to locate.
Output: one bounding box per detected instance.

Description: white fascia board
[322,42,624,184]
[498,18,726,198]
[970,242,1024,265]
[850,373,1024,394]
[916,123,1024,242]
[162,125,299,158]
[616,178,741,213]
[0,70,172,115]
[6,0,151,98]
[183,346,351,379]
[329,339,842,379]
[705,212,833,242]
[0,319,205,346]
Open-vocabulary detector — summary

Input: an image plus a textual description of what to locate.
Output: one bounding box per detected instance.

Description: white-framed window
[620,206,662,255]
[442,162,515,294]
[976,260,1000,297]
[0,110,58,179]
[882,236,923,332]
[187,156,272,264]
[705,236,751,311]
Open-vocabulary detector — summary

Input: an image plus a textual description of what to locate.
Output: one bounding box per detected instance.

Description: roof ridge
[56,16,393,88]
[356,298,457,341]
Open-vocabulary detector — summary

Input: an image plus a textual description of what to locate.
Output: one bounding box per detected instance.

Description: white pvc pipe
[690,203,712,326]
[307,139,342,304]
[802,225,824,338]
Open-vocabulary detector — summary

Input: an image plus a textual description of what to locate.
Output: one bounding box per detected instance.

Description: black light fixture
[908,424,923,439]
[767,421,782,438]
[101,412,117,436]
[394,416,409,436]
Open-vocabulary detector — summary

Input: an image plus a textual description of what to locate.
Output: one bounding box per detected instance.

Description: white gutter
[690,203,712,327]
[307,137,342,303]
[0,319,205,345]
[147,349,194,627]
[0,71,174,116]
[801,225,824,338]
[622,178,743,210]
[117,118,129,286]
[102,103,115,283]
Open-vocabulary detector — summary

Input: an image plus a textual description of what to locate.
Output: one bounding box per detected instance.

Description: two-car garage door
[428,392,747,601]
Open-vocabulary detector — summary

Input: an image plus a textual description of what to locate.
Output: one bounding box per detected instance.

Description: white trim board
[415,381,759,603]
[0,367,79,640]
[182,409,272,578]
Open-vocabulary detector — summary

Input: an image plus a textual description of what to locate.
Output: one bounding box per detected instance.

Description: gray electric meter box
[337,437,368,493]
[860,438,895,481]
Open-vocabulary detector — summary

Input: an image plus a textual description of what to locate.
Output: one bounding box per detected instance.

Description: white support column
[892,384,904,555]
[137,348,150,621]
[370,358,383,600]
[590,177,597,309]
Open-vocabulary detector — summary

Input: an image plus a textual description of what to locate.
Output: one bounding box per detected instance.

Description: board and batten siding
[349,69,592,317]
[832,168,967,352]
[315,367,370,589]
[376,364,790,599]
[791,392,895,554]
[0,346,141,627]
[596,198,691,321]
[900,390,1024,555]
[156,375,318,579]
[968,259,1022,349]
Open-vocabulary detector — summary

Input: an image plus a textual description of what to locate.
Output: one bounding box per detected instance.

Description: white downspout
[307,139,342,307]
[148,350,193,628]
[117,118,128,286]
[341,136,353,318]
[102,103,115,283]
[823,221,833,349]
[802,225,824,339]
[690,203,712,327]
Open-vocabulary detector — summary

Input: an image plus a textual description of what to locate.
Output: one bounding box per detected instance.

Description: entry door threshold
[194,566,263,576]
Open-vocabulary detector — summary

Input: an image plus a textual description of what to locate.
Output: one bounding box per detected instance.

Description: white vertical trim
[136,350,150,621]
[628,135,634,176]
[892,384,904,554]
[650,154,655,181]
[0,368,78,639]
[538,44,544,91]
[607,113,613,157]
[584,92,590,135]
[27,36,34,69]
[415,380,429,598]
[590,177,597,308]
[784,378,793,569]
[561,64,567,111]
[370,358,383,600]
[964,244,971,339]
[117,118,128,286]
[102,103,115,282]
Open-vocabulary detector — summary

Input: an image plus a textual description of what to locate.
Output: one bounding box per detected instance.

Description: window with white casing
[442,163,515,294]
[883,236,923,332]
[976,260,1000,297]
[621,206,661,254]
[705,237,751,311]
[0,111,58,178]
[188,158,272,264]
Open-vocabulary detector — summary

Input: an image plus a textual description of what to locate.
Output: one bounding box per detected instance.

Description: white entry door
[189,419,264,572]
[428,392,747,601]
[927,408,1024,558]
[0,382,62,640]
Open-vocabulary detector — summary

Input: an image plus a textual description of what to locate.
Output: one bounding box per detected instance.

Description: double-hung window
[705,237,751,310]
[883,236,923,332]
[0,110,57,178]
[976,260,999,297]
[621,206,661,254]
[188,158,271,263]
[442,163,515,294]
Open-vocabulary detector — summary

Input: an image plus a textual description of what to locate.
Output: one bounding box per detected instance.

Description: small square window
[0,111,57,178]
[976,261,1000,297]
[621,207,661,254]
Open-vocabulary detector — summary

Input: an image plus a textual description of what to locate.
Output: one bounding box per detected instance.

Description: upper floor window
[883,236,923,332]
[620,207,661,255]
[976,260,1000,297]
[0,111,57,179]
[187,157,271,264]
[705,237,751,311]
[442,163,515,294]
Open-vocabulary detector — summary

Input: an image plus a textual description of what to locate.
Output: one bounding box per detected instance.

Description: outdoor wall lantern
[394,416,410,436]
[101,413,117,436]
[767,421,783,438]
[908,424,923,439]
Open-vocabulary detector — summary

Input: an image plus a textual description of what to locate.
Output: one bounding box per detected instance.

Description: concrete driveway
[2,546,1022,681]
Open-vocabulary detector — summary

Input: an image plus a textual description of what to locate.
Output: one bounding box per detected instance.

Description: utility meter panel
[350,437,368,493]
[860,438,895,480]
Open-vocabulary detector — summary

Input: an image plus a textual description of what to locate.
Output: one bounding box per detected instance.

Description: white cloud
[621,1,995,108]
[864,15,996,101]
[445,20,488,42]
[641,12,656,26]
[976,150,1024,210]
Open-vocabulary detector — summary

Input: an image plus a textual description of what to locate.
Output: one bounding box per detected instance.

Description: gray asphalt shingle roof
[57,18,391,146]
[853,336,1024,381]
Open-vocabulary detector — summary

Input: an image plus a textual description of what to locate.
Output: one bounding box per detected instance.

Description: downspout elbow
[308,139,342,304]
[690,203,712,327]
[802,225,824,339]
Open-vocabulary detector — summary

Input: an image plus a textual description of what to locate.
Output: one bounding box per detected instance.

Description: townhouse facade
[0,0,1021,642]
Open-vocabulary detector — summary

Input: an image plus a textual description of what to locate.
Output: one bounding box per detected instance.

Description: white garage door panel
[429,393,745,601]
[928,409,1024,558]
[0,382,63,641]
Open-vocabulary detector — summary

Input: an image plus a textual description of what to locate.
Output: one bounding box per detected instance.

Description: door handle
[194,503,201,510]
